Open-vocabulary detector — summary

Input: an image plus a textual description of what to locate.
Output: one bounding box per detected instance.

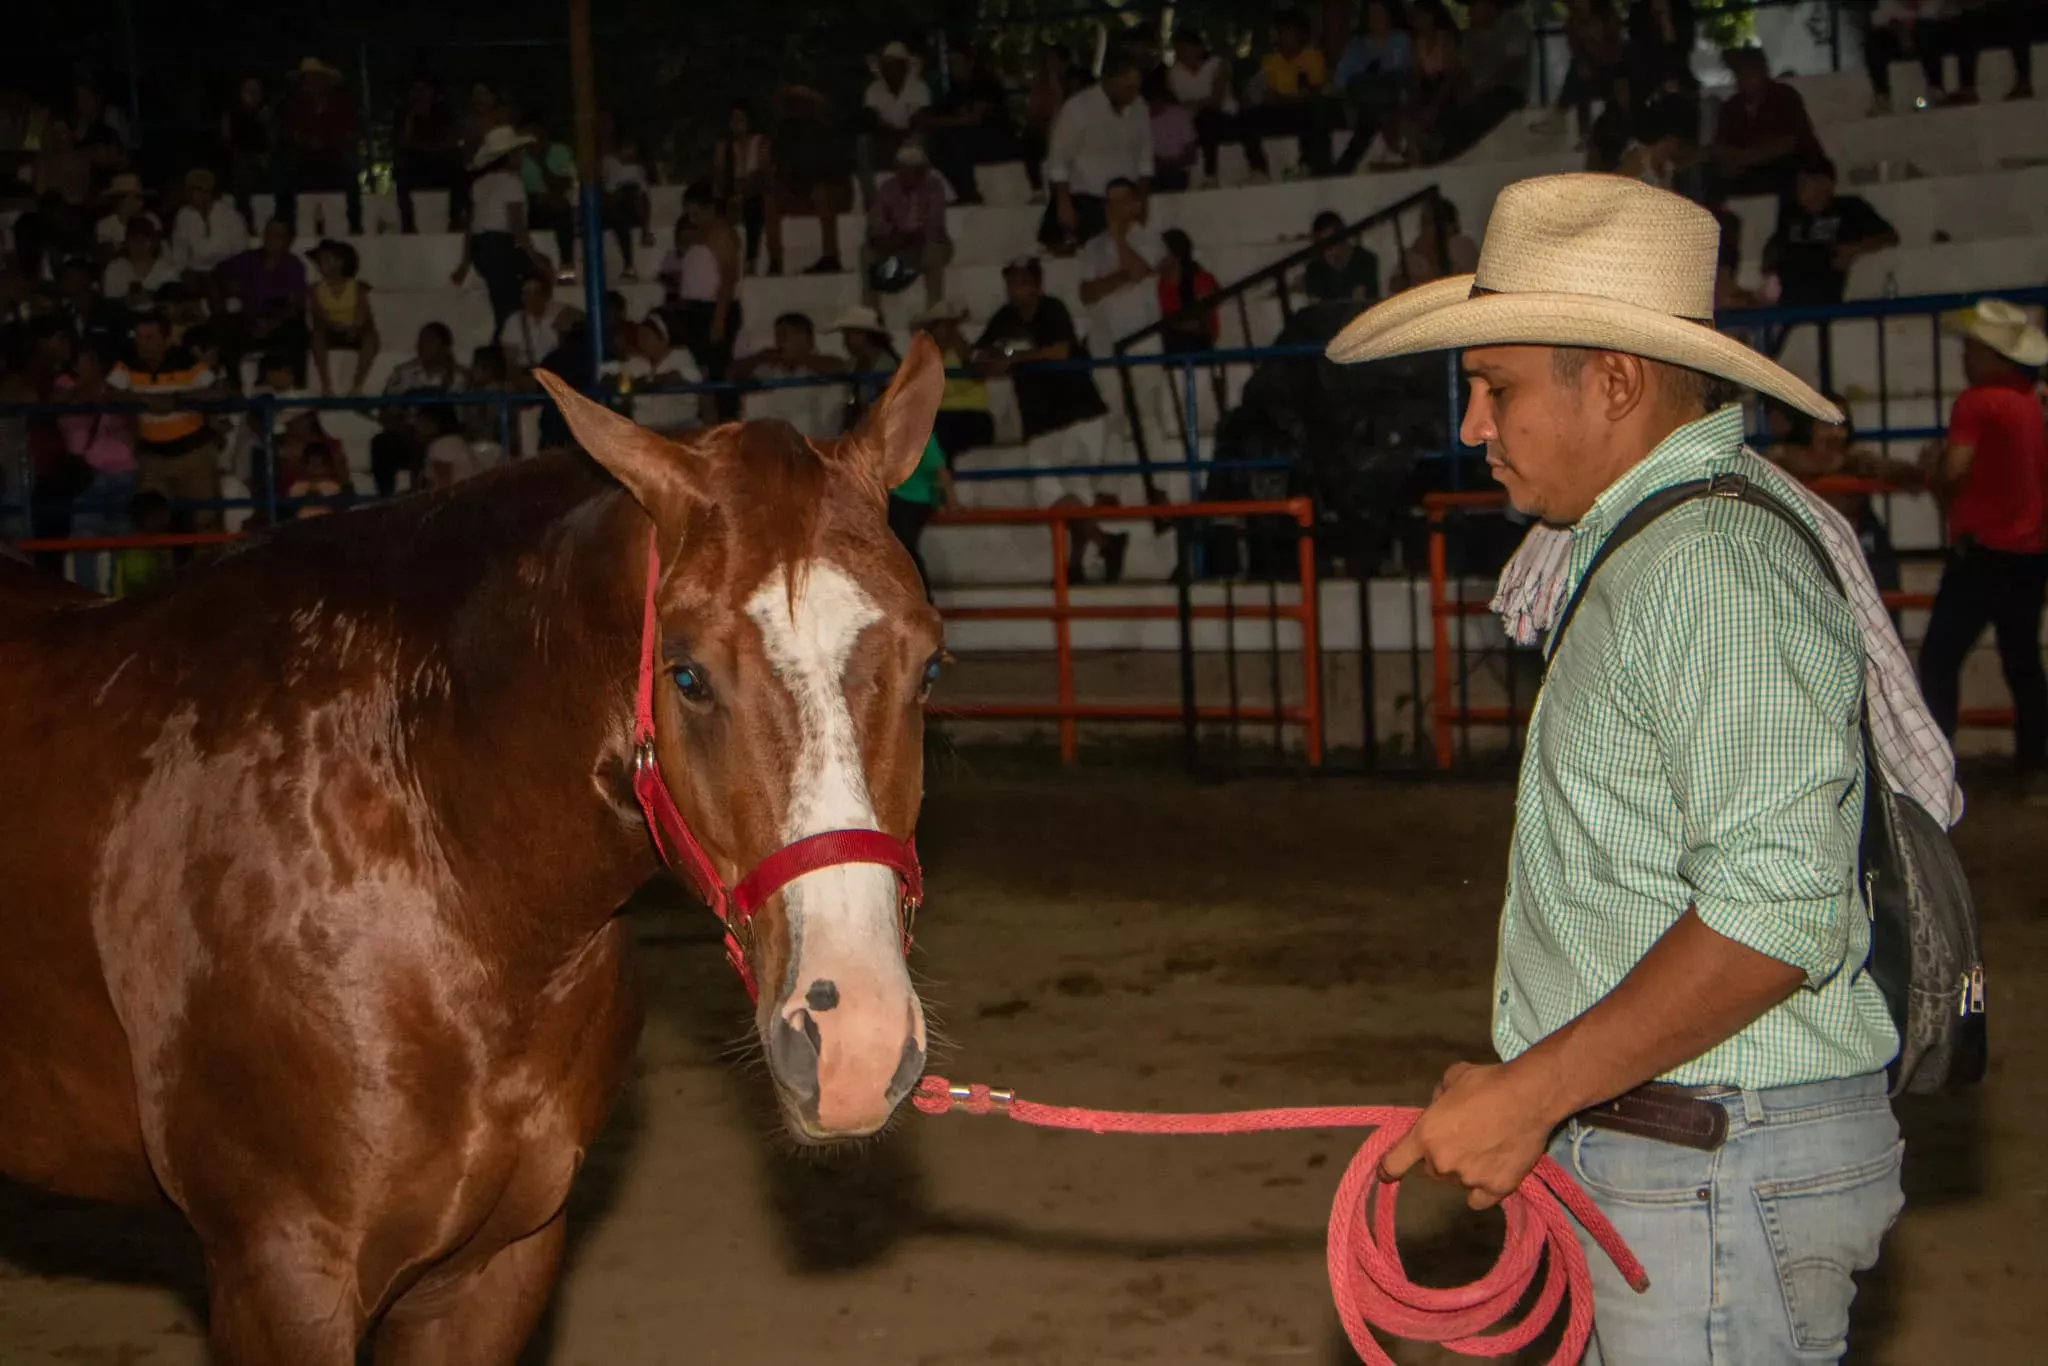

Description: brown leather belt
[1575,1081,1736,1151]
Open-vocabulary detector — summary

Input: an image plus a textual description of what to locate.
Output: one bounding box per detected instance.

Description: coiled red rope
[914,1076,1649,1365]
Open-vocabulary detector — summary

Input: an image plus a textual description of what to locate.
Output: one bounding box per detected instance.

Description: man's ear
[534,368,704,513]
[848,333,946,489]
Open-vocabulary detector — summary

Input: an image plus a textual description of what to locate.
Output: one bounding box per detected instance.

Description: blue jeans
[1555,1072,1902,1364]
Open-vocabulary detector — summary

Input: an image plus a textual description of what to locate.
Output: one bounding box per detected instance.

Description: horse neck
[415,488,658,970]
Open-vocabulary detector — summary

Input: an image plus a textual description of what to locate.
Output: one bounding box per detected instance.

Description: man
[862,142,953,308]
[171,168,245,290]
[1458,0,1534,144]
[1041,51,1153,254]
[1917,299,2048,796]
[218,217,310,381]
[860,41,933,201]
[110,313,228,532]
[1329,174,1905,1364]
[519,119,579,277]
[371,322,470,496]
[973,257,1126,583]
[925,45,1018,206]
[1762,153,1897,385]
[1241,8,1335,177]
[1708,46,1821,201]
[279,57,362,235]
[499,272,580,376]
[730,312,849,440]
[1303,209,1380,304]
[1077,178,1167,353]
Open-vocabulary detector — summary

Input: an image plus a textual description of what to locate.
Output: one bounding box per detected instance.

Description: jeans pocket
[1752,1139,1905,1355]
[1570,1123,1715,1207]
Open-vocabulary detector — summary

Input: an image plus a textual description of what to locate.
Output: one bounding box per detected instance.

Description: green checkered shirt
[1493,405,1900,1089]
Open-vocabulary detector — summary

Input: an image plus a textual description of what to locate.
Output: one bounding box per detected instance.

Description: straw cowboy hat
[1943,298,2048,368]
[827,305,890,336]
[470,125,535,171]
[1327,174,1843,424]
[294,57,344,80]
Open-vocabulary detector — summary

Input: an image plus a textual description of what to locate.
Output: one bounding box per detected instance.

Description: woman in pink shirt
[55,342,140,592]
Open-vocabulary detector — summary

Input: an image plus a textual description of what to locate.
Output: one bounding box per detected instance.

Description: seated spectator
[1144,71,1199,193]
[451,125,537,342]
[103,217,179,307]
[278,57,362,236]
[602,132,656,282]
[419,405,488,488]
[1041,50,1153,254]
[1383,10,1468,167]
[95,172,158,261]
[972,256,1124,583]
[1764,154,1898,309]
[220,76,276,235]
[1304,209,1381,303]
[860,42,933,202]
[730,311,849,439]
[863,141,953,307]
[1389,196,1479,289]
[463,344,519,456]
[500,276,569,379]
[713,100,776,275]
[221,216,311,380]
[605,314,708,436]
[372,322,469,496]
[1332,0,1415,173]
[110,312,226,531]
[393,78,461,236]
[1614,92,1697,192]
[113,491,174,596]
[1553,0,1624,139]
[171,168,245,284]
[1761,392,1921,589]
[1708,46,1819,201]
[53,254,126,349]
[157,283,212,348]
[1626,0,1700,103]
[1241,8,1335,177]
[769,83,853,275]
[1457,0,1533,146]
[519,119,579,277]
[829,305,903,429]
[306,237,378,396]
[911,299,996,458]
[925,45,1017,207]
[1157,228,1221,355]
[272,406,344,493]
[229,350,311,492]
[56,338,138,589]
[286,439,349,518]
[1167,29,1241,190]
[1078,177,1168,355]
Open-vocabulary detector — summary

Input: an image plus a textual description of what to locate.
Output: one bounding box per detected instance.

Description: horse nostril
[885,1035,927,1106]
[769,1009,821,1119]
[805,978,840,1013]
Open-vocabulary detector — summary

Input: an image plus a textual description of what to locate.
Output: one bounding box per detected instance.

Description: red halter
[629,529,923,1002]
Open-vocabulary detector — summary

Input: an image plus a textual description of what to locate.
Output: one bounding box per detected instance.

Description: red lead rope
[914,1077,1648,1365]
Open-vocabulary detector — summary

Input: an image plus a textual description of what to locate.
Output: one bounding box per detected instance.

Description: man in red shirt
[1918,299,2048,792]
[1708,46,1820,202]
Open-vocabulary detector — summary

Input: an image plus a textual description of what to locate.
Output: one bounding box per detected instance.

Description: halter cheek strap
[629,528,923,1002]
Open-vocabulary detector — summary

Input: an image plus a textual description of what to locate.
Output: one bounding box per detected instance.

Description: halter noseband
[629,528,923,1002]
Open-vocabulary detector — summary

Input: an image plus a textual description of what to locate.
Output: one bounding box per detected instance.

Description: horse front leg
[369,1213,569,1366]
[204,1223,371,1366]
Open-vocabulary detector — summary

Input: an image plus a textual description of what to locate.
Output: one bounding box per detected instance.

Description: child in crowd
[286,442,349,518]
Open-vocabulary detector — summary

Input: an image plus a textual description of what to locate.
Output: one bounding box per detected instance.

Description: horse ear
[533,369,699,512]
[853,333,947,490]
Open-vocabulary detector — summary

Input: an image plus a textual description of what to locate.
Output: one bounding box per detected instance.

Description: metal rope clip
[948,1083,1015,1113]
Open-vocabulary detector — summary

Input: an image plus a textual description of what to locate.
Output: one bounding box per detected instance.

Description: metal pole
[121,0,143,147]
[259,395,278,524]
[570,0,608,383]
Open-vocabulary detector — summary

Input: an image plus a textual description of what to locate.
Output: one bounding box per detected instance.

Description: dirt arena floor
[2,760,2042,1365]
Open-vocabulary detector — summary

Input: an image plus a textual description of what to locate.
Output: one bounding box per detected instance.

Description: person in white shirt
[601,314,708,435]
[171,167,247,280]
[601,131,655,282]
[103,218,181,304]
[1040,51,1153,255]
[499,272,577,374]
[1167,29,1240,187]
[450,125,536,340]
[859,41,933,203]
[1077,178,1167,351]
[95,173,160,261]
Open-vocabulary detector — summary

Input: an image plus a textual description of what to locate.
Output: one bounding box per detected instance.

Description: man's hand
[1379,1060,1564,1210]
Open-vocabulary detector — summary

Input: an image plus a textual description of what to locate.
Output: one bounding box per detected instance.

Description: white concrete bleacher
[270,38,2048,589]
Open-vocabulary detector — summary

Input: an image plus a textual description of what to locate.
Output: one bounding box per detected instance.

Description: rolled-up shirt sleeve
[1044,97,1081,187]
[1619,529,1866,986]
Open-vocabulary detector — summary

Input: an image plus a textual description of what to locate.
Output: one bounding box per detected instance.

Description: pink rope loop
[915,1075,1647,1363]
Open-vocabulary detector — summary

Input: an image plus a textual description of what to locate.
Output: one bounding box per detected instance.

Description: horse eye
[918,654,947,699]
[672,664,712,704]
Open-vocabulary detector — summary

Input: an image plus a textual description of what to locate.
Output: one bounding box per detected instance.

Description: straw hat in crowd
[1943,298,2048,369]
[1328,173,1844,423]
[470,125,536,172]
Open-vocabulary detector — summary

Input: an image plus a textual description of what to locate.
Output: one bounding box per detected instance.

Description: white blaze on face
[745,561,901,979]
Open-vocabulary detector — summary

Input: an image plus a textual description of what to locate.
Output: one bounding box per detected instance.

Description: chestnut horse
[0,339,948,1363]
